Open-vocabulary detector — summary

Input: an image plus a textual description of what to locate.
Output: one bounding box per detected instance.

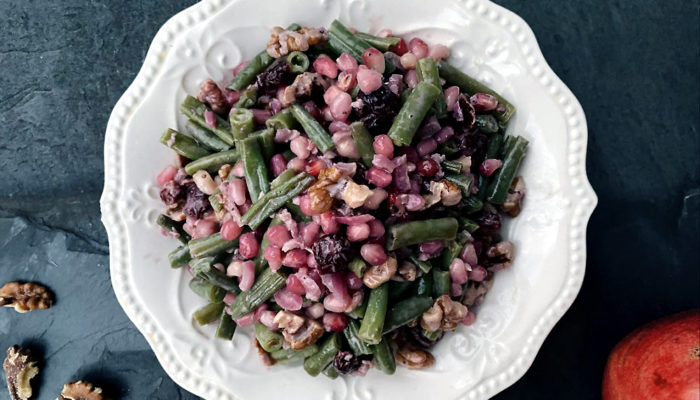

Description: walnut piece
[274,311,324,350]
[362,257,397,288]
[484,241,515,271]
[420,295,468,332]
[500,176,526,217]
[0,282,53,313]
[3,345,39,400]
[252,338,276,367]
[280,72,329,106]
[394,341,435,370]
[422,179,462,208]
[462,272,495,308]
[56,381,104,400]
[267,26,326,58]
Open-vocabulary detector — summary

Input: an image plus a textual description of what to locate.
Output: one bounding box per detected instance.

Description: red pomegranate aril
[239,261,256,291]
[444,86,460,111]
[220,220,243,241]
[357,68,383,94]
[367,219,385,238]
[449,258,469,285]
[416,158,439,177]
[361,48,385,73]
[239,232,259,259]
[405,69,418,88]
[347,223,371,242]
[360,243,387,266]
[461,311,477,326]
[299,194,317,216]
[319,210,340,234]
[366,167,393,188]
[301,222,320,247]
[468,265,488,282]
[408,37,429,59]
[265,225,291,247]
[286,274,307,296]
[305,159,326,177]
[470,93,499,112]
[323,313,349,332]
[264,245,283,271]
[274,287,303,311]
[394,38,408,56]
[416,138,437,156]
[156,165,178,186]
[283,249,308,268]
[480,159,503,177]
[346,272,364,290]
[313,56,339,78]
[336,52,358,72]
[373,134,394,158]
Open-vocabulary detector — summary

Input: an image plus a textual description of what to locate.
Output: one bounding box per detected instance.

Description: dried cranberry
[356,83,400,133]
[416,159,439,177]
[255,59,292,95]
[396,146,419,165]
[474,209,502,236]
[453,94,475,129]
[312,234,353,273]
[183,183,210,219]
[333,351,362,374]
[159,181,184,206]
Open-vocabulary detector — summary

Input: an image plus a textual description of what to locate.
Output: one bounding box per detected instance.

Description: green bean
[355,32,400,52]
[304,333,341,377]
[322,365,340,379]
[346,292,368,319]
[416,58,447,118]
[328,20,391,72]
[475,114,499,133]
[229,267,288,318]
[287,51,310,73]
[371,339,396,375]
[227,50,274,91]
[265,109,298,131]
[484,136,528,204]
[408,255,432,274]
[253,217,283,274]
[254,322,284,352]
[382,296,434,334]
[343,320,373,356]
[241,172,315,230]
[399,86,413,104]
[437,60,515,123]
[444,173,473,197]
[289,103,334,153]
[437,233,468,270]
[270,168,296,188]
[387,81,442,146]
[209,193,224,213]
[386,218,458,251]
[157,214,190,244]
[462,196,483,214]
[357,283,389,345]
[348,257,367,278]
[184,149,239,175]
[168,244,191,269]
[388,281,414,303]
[250,128,275,160]
[422,328,442,341]
[459,217,480,233]
[180,96,233,145]
[230,108,255,140]
[438,138,460,158]
[188,276,226,303]
[349,122,374,167]
[193,302,225,325]
[238,136,270,201]
[269,170,310,221]
[234,87,257,109]
[215,310,236,340]
[159,129,211,160]
[270,345,319,364]
[189,233,238,258]
[432,269,451,296]
[328,35,360,61]
[441,160,463,174]
[485,133,504,161]
[190,257,241,294]
[185,121,231,152]
[414,272,434,298]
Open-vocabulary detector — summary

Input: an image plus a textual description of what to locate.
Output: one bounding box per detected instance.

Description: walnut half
[0,282,53,313]
[57,381,105,400]
[3,345,39,400]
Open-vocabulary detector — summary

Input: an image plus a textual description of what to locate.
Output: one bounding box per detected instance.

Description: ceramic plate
[101,0,596,398]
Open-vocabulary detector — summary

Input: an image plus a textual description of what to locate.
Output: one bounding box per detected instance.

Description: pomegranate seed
[394,38,408,56]
[323,313,349,332]
[286,274,307,295]
[305,159,326,177]
[373,134,394,158]
[361,48,385,73]
[416,158,439,177]
[239,232,259,259]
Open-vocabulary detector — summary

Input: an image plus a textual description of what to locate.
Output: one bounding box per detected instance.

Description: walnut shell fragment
[56,381,105,400]
[0,282,53,313]
[3,345,40,400]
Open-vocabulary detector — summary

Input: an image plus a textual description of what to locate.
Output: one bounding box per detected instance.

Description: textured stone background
[0,0,697,399]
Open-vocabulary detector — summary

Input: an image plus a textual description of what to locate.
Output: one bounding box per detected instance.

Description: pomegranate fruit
[602,310,700,400]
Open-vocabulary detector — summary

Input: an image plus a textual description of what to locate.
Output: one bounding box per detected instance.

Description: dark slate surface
[0,0,697,399]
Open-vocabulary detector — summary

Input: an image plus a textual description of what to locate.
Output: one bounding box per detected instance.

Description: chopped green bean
[371,339,396,375]
[250,128,275,160]
[270,168,296,188]
[388,280,414,303]
[234,87,257,109]
[408,254,432,274]
[229,267,288,318]
[238,136,270,201]
[462,196,483,214]
[386,218,458,251]
[343,320,373,356]
[159,129,211,160]
[349,257,368,278]
[414,272,434,298]
[303,333,341,377]
[185,121,231,152]
[241,172,315,230]
[289,103,334,153]
[287,51,310,73]
[355,32,400,52]
[322,364,340,379]
[357,283,389,345]
[188,276,226,303]
[444,173,473,197]
[168,244,191,269]
[184,149,239,175]
[180,96,233,145]
[349,122,374,167]
[422,328,442,341]
[215,310,236,340]
[382,296,434,334]
[265,109,298,130]
[437,233,468,270]
[193,302,225,325]
[432,269,451,296]
[271,345,319,364]
[387,81,442,146]
[157,214,190,245]
[189,233,238,258]
[459,217,480,233]
[328,20,391,72]
[416,57,447,118]
[441,160,463,174]
[485,133,504,161]
[346,292,369,319]
[190,257,241,294]
[227,50,274,91]
[475,114,499,133]
[230,108,255,140]
[484,136,528,204]
[209,193,224,213]
[254,322,284,352]
[437,60,515,123]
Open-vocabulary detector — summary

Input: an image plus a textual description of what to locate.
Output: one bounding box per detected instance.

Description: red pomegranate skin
[602,310,700,400]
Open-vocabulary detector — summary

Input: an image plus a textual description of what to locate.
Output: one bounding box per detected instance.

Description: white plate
[100,0,596,398]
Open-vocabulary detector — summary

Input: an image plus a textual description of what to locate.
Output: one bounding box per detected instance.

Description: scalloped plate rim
[100,0,597,399]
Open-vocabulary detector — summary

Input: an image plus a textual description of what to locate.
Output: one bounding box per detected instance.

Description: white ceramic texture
[100,0,596,399]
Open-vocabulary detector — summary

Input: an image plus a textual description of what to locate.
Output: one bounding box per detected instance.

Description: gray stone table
[0,0,697,399]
